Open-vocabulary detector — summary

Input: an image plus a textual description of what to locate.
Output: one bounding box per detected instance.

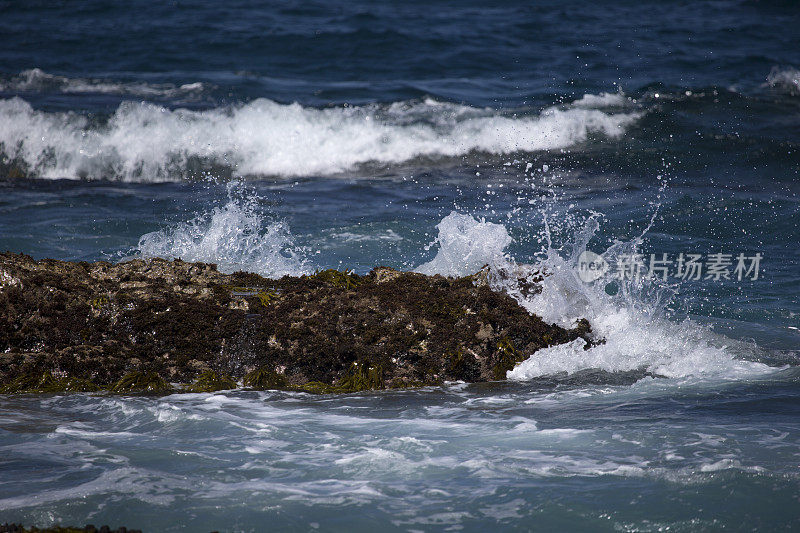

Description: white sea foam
[570,91,629,108]
[765,67,800,95]
[137,183,309,276]
[507,221,775,380]
[0,94,641,181]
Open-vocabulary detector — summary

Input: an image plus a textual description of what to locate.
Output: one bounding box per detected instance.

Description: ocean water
[1,1,800,531]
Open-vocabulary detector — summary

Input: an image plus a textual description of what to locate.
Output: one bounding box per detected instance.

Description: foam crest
[0,95,640,181]
[137,183,309,276]
[570,91,629,108]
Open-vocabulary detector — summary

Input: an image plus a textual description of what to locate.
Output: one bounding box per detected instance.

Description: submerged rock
[0,252,597,393]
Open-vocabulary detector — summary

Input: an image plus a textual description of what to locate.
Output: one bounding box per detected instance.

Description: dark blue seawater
[1,1,799,531]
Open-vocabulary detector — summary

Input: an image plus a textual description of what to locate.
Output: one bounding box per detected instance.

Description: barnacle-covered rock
[0,252,597,394]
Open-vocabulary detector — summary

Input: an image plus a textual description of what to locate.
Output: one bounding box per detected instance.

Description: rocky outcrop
[0,252,596,394]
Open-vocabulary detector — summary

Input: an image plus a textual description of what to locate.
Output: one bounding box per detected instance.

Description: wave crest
[0,95,641,181]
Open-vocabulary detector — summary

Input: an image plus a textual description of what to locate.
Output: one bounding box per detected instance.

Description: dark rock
[0,524,137,533]
[0,253,597,393]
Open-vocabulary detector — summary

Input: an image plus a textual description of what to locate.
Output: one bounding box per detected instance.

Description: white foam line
[0,95,641,181]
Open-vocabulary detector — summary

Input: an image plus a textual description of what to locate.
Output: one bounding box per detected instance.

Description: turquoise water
[1,1,799,531]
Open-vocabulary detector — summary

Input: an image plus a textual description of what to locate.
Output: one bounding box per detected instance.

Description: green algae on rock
[0,252,599,394]
[0,372,100,394]
[183,370,237,393]
[110,371,173,394]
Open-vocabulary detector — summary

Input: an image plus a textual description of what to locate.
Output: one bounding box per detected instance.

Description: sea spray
[137,182,308,276]
[504,215,774,380]
[765,66,800,95]
[135,188,775,382]
[412,208,774,381]
[414,212,512,277]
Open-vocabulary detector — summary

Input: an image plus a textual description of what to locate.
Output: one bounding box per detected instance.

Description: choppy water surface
[3,372,800,532]
[1,0,799,531]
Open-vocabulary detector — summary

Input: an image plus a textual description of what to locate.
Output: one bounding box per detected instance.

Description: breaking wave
[0,94,641,181]
[570,91,629,108]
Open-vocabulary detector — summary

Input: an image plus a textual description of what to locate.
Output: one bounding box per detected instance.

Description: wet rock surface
[0,252,596,393]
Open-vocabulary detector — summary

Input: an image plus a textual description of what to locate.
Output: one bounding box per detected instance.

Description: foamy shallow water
[2,370,800,531]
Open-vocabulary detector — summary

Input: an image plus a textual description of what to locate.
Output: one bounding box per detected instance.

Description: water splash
[414,212,512,277]
[411,207,774,381]
[504,213,774,380]
[137,182,309,276]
